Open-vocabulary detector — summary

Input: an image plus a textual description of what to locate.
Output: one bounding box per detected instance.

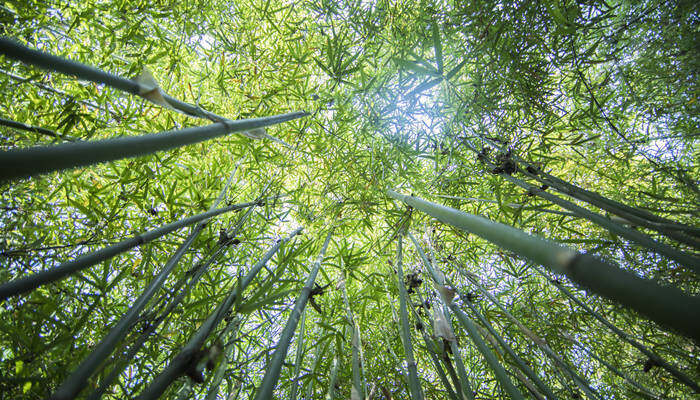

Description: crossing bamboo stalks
[471,135,700,245]
[459,294,559,399]
[389,190,700,341]
[559,330,662,400]
[205,316,242,400]
[496,167,700,273]
[0,199,261,300]
[251,228,333,400]
[458,267,666,397]
[136,227,303,400]
[409,306,460,400]
[414,288,475,400]
[407,233,525,400]
[0,110,307,181]
[50,175,244,400]
[527,263,700,393]
[395,235,425,400]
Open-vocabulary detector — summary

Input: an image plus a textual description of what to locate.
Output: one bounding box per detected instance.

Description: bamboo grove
[0,0,698,399]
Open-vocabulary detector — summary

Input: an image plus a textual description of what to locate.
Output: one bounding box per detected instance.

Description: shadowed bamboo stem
[0,111,307,181]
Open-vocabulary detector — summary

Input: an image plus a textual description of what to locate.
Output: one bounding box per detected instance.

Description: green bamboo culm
[289,309,307,400]
[0,111,307,182]
[136,227,304,400]
[407,298,460,400]
[495,165,700,273]
[455,268,601,398]
[395,235,425,400]
[389,190,700,341]
[527,263,700,393]
[407,233,525,400]
[0,199,261,300]
[340,269,366,400]
[252,227,334,400]
[461,293,559,399]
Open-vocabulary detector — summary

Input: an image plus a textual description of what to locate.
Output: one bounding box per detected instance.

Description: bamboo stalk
[458,267,643,398]
[0,111,307,181]
[0,199,261,300]
[497,168,700,273]
[136,227,303,400]
[472,134,700,243]
[251,228,333,400]
[414,287,475,400]
[389,190,700,341]
[528,263,700,393]
[289,309,307,400]
[559,330,662,400]
[0,116,74,141]
[407,294,460,400]
[1,38,234,122]
[395,235,425,400]
[461,295,559,399]
[407,233,525,400]
[204,316,242,400]
[341,276,366,400]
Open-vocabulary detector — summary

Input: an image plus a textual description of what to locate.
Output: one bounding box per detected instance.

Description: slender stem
[0,111,308,181]
[389,190,700,341]
[528,263,700,393]
[289,309,307,400]
[498,168,700,273]
[407,233,525,400]
[342,278,365,400]
[396,235,425,400]
[0,116,74,142]
[50,189,253,400]
[407,292,460,400]
[136,227,303,400]
[0,38,236,122]
[252,228,333,400]
[0,200,260,300]
[462,296,559,399]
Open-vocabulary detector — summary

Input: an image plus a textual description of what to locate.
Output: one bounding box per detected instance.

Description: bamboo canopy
[1,1,698,399]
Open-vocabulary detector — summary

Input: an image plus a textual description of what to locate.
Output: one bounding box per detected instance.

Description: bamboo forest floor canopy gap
[1,1,699,399]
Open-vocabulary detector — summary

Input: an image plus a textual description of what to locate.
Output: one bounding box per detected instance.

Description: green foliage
[1,0,698,399]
